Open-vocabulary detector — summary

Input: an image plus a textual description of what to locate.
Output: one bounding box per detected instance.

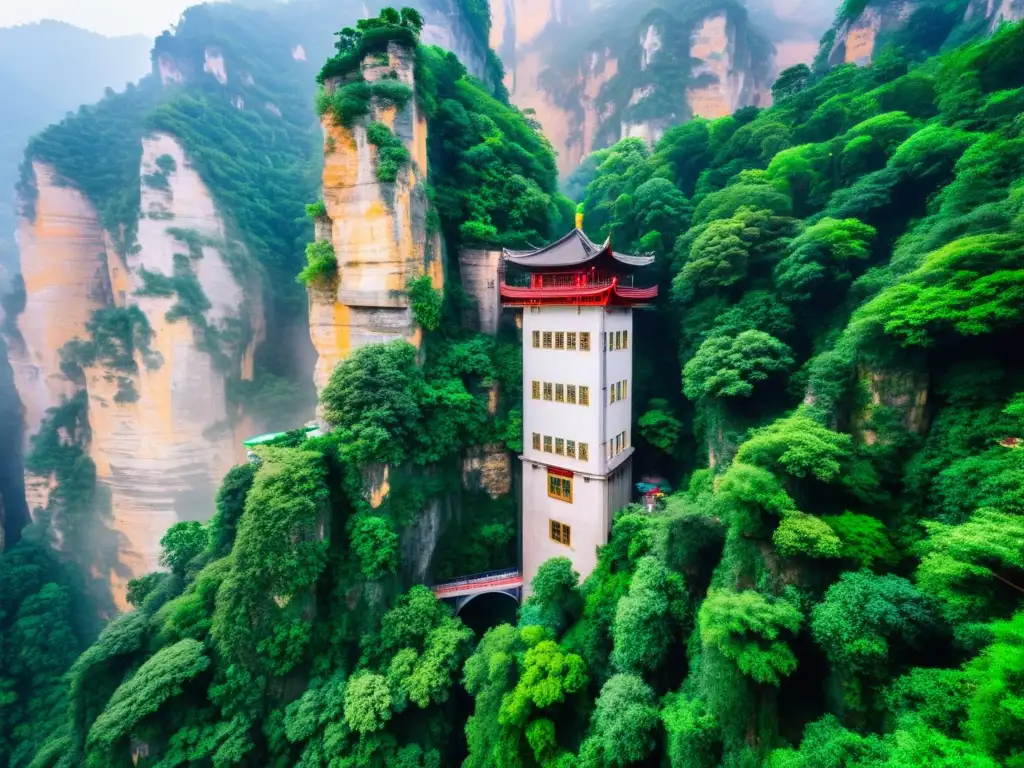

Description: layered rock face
[4,139,259,607]
[458,248,503,335]
[826,3,908,66]
[8,164,110,443]
[687,13,768,121]
[308,43,444,393]
[825,0,1024,67]
[490,0,593,174]
[490,0,775,174]
[966,0,1024,28]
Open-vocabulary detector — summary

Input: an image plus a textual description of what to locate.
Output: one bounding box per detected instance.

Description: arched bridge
[432,568,523,613]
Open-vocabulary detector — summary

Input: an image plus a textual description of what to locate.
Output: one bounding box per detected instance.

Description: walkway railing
[432,568,523,598]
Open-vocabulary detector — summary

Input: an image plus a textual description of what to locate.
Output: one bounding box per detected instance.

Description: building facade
[500,227,658,593]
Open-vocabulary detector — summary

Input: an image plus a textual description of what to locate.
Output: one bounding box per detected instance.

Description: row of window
[532,433,590,461]
[532,331,592,351]
[529,330,630,352]
[549,518,572,545]
[608,431,629,459]
[531,381,592,406]
[607,330,629,351]
[609,380,629,403]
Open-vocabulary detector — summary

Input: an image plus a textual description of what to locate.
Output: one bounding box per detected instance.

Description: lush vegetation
[9,5,1024,768]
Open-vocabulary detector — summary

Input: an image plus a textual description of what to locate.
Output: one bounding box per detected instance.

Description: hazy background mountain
[0,20,151,275]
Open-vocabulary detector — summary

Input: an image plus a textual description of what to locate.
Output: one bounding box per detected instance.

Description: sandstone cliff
[824,0,1024,67]
[490,0,777,174]
[4,139,260,607]
[308,42,444,394]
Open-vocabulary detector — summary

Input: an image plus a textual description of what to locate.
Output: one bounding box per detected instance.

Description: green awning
[242,425,317,448]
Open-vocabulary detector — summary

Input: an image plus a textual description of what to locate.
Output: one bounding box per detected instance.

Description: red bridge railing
[431,568,523,598]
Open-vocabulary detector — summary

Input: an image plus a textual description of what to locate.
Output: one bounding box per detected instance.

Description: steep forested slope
[7,5,1024,768]
[3,9,566,767]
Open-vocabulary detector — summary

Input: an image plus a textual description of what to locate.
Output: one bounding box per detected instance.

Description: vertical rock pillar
[308,42,444,394]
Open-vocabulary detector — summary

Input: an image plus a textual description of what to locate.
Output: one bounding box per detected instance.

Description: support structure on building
[500,224,658,594]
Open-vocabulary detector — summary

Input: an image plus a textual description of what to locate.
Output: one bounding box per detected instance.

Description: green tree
[519,557,583,637]
[579,674,660,766]
[158,521,208,577]
[209,463,257,558]
[775,217,876,301]
[811,572,936,711]
[684,331,794,400]
[637,398,684,454]
[698,590,803,685]
[916,507,1024,624]
[611,556,688,674]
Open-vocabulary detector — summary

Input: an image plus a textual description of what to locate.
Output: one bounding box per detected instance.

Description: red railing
[432,568,523,598]
[503,270,634,290]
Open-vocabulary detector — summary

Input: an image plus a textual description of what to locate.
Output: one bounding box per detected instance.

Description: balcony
[502,269,635,291]
[499,268,658,307]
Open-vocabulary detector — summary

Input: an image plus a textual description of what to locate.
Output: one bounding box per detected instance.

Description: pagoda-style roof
[502,228,655,270]
[499,228,658,308]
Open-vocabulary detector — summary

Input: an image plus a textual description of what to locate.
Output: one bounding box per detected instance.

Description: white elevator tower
[500,225,658,592]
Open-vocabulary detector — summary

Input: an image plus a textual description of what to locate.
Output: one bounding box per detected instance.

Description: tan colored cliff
[89,134,261,604]
[7,163,109,448]
[5,163,110,513]
[8,139,261,608]
[491,1,774,173]
[827,1,918,67]
[308,42,443,394]
[462,443,512,498]
[688,13,766,120]
[491,0,593,175]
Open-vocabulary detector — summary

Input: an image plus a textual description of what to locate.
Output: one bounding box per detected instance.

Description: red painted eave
[500,283,658,307]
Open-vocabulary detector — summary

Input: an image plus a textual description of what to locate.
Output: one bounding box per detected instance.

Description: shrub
[297,241,338,285]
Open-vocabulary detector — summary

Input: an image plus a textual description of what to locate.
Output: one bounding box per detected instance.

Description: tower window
[543,383,553,401]
[580,386,590,406]
[579,443,589,461]
[555,438,565,455]
[532,330,540,348]
[543,332,552,349]
[622,380,628,399]
[547,474,573,503]
[549,519,571,545]
[610,386,616,404]
[608,332,614,351]
[555,332,565,350]
[567,385,576,404]
[623,431,629,449]
[580,332,591,351]
[622,330,628,349]
[532,432,541,450]
[615,331,622,350]
[616,433,623,452]
[616,381,622,400]
[532,381,540,400]
[544,435,552,453]
[567,332,577,350]
[566,440,576,458]
[555,384,565,402]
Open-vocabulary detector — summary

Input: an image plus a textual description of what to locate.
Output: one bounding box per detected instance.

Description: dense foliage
[10,6,1024,768]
